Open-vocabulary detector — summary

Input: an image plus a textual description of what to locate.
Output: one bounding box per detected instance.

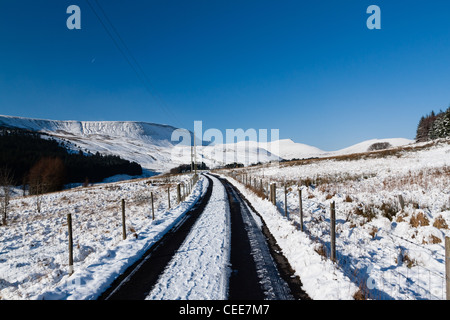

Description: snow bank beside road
[222,139,450,300]
[223,175,359,300]
[36,176,207,300]
[0,174,206,300]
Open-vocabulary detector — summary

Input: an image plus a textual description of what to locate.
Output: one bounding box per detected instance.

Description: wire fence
[232,172,449,300]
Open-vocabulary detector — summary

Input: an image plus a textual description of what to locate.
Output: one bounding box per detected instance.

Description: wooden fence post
[272,183,276,206]
[330,201,336,262]
[177,183,181,204]
[299,188,303,232]
[270,182,276,204]
[67,213,74,276]
[151,192,155,221]
[446,237,450,300]
[398,194,405,210]
[168,187,171,209]
[122,199,127,240]
[284,184,288,218]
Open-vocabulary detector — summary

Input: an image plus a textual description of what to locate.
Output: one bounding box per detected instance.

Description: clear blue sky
[1,0,450,150]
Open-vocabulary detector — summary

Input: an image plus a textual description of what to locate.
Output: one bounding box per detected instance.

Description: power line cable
[92,0,178,120]
[93,0,170,105]
[85,0,183,127]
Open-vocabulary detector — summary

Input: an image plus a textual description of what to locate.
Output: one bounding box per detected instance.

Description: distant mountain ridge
[0,115,177,146]
[0,115,414,173]
[0,115,186,173]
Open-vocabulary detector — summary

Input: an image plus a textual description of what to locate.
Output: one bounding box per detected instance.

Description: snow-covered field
[222,175,359,299]
[1,138,449,300]
[221,138,450,299]
[0,173,203,300]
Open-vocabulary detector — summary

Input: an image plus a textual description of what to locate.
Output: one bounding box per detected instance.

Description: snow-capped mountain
[0,115,281,172]
[0,115,414,173]
[0,115,184,172]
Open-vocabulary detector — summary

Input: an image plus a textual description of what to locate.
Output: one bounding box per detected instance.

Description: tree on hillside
[368,142,392,151]
[0,128,143,186]
[430,107,450,139]
[415,107,450,142]
[28,157,66,195]
[416,111,437,142]
[0,167,14,225]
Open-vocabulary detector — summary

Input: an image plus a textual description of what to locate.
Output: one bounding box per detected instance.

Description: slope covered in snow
[0,115,280,172]
[328,138,415,156]
[0,115,180,173]
[223,138,450,300]
[204,137,414,162]
[262,139,326,159]
[266,138,414,160]
[0,115,414,172]
[0,172,203,300]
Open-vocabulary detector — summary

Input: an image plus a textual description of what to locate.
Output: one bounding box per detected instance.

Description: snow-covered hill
[327,138,415,156]
[268,138,415,160]
[0,115,182,173]
[0,115,283,172]
[0,115,174,143]
[216,137,414,161]
[0,115,414,172]
[261,139,326,159]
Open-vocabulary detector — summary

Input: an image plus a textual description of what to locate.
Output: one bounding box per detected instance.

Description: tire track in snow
[219,176,294,300]
[102,173,306,300]
[99,174,214,300]
[146,174,231,300]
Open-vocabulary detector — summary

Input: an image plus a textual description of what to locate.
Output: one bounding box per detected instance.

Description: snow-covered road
[144,173,303,300]
[223,176,295,300]
[101,173,301,300]
[146,174,231,299]
[26,173,306,300]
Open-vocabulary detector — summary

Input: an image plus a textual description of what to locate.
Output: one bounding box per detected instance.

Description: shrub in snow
[368,142,392,151]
